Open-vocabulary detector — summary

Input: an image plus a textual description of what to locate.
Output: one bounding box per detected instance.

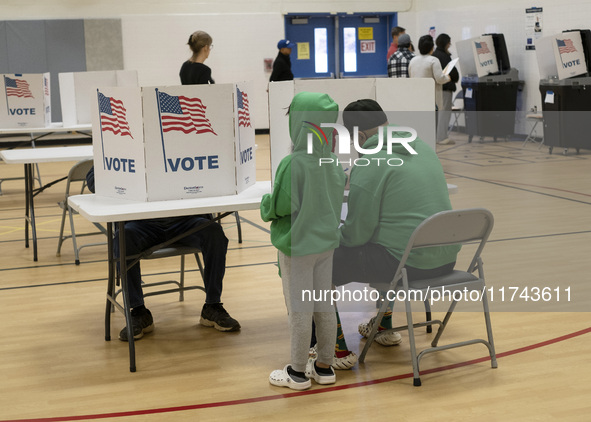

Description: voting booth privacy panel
[268,78,436,184]
[0,73,51,128]
[456,34,521,142]
[91,83,256,201]
[456,35,499,78]
[59,70,139,127]
[536,30,591,153]
[536,31,587,80]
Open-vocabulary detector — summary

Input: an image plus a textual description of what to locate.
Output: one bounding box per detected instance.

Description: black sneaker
[119,308,154,341]
[200,303,241,332]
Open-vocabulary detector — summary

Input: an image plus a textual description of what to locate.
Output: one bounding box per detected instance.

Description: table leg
[24,165,30,249]
[105,223,114,341]
[24,163,38,261]
[118,221,136,372]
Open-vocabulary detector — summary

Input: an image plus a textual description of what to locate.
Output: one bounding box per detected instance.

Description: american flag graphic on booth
[98,92,133,138]
[4,76,34,98]
[236,87,251,128]
[158,91,217,136]
[475,42,491,55]
[557,39,577,55]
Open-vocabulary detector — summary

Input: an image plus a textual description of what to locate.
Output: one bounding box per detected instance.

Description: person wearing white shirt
[409,35,454,145]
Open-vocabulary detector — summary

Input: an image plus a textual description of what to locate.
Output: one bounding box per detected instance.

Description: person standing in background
[432,33,459,145]
[270,39,294,82]
[388,33,415,78]
[409,35,453,145]
[387,26,406,61]
[180,30,215,85]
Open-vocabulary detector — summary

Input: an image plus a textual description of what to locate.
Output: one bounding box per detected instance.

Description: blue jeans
[114,216,228,309]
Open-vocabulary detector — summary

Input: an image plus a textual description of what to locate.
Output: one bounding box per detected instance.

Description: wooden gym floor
[0,133,590,421]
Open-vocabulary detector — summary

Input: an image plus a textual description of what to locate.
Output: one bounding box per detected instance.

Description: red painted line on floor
[486,179,591,198]
[3,326,590,422]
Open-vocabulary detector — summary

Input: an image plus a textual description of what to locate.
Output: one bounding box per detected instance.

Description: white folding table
[0,123,92,195]
[68,181,272,372]
[0,145,94,261]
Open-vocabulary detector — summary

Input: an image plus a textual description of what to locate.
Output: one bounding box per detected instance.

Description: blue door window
[285,13,397,79]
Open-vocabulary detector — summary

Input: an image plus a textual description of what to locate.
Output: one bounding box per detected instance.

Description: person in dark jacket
[432,33,460,145]
[180,30,215,85]
[86,167,240,342]
[270,39,294,82]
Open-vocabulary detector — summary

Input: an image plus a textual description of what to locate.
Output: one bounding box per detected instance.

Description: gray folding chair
[448,90,464,133]
[111,245,205,309]
[56,159,107,264]
[359,208,497,386]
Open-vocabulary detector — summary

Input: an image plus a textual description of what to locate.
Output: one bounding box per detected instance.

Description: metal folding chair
[359,208,497,386]
[112,245,205,306]
[56,159,107,264]
[449,91,464,133]
[522,113,544,149]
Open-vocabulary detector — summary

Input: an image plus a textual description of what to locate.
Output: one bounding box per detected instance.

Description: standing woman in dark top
[180,30,215,85]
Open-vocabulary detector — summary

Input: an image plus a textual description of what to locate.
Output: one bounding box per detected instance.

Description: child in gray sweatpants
[260,91,346,390]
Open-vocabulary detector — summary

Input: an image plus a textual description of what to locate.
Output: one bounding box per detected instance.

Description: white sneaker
[437,138,455,145]
[358,317,402,346]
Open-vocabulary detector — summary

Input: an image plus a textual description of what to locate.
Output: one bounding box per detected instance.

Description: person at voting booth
[85,167,240,341]
[432,33,459,145]
[269,39,294,82]
[179,30,215,85]
[331,99,460,345]
[409,35,454,145]
[261,92,346,390]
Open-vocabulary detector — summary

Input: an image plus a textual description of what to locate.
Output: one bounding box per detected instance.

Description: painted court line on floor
[3,326,589,422]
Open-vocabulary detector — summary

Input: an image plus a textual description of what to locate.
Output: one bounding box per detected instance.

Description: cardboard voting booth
[268,78,436,183]
[0,73,51,128]
[59,70,138,127]
[456,35,499,77]
[535,31,587,80]
[91,83,256,201]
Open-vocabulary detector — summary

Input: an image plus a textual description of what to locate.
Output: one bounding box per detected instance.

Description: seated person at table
[86,167,240,341]
[333,99,460,344]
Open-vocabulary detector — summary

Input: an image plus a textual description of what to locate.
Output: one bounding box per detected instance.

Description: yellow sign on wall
[358,27,374,40]
[297,42,310,60]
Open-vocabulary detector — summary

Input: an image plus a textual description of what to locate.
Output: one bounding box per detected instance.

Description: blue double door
[285,13,396,79]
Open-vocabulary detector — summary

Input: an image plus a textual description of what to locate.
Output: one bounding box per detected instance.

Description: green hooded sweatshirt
[260,92,346,256]
[340,128,460,269]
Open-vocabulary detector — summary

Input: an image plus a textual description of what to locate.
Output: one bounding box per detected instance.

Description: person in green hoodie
[333,99,460,345]
[261,92,346,391]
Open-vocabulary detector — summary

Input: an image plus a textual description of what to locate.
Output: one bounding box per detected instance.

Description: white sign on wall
[360,40,376,53]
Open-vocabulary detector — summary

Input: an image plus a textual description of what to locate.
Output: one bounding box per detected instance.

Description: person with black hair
[432,33,460,145]
[332,99,459,345]
[409,35,454,145]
